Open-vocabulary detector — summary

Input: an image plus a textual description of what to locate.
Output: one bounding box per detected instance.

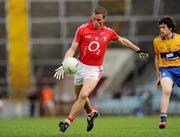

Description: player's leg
[75,85,93,113]
[73,64,95,114]
[69,78,98,119]
[159,77,173,128]
[59,78,98,132]
[74,84,99,132]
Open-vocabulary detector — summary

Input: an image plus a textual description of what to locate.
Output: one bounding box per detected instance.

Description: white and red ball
[62,57,79,74]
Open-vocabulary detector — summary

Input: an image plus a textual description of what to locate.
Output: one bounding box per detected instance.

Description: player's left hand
[137,50,149,59]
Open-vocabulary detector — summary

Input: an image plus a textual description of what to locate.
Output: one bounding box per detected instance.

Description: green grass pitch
[0,116,180,137]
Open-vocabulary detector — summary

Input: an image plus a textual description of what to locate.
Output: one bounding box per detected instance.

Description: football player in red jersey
[54,6,148,132]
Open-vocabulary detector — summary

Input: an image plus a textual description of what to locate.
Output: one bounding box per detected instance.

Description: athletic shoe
[59,121,69,132]
[159,121,167,129]
[87,111,100,132]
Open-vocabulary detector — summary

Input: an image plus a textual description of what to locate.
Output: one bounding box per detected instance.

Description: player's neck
[164,32,173,40]
[94,26,103,30]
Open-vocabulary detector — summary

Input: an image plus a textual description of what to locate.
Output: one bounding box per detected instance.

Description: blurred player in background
[40,85,55,116]
[153,16,180,129]
[54,6,148,133]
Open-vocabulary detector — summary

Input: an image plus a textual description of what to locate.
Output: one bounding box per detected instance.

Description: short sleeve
[110,29,119,41]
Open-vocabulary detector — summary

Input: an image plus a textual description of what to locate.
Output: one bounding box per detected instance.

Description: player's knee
[79,92,89,100]
[163,89,171,96]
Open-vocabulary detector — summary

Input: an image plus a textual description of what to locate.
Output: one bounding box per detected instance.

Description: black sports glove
[136,50,149,59]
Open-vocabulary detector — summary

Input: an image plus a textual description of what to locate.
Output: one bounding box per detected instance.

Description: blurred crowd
[28,84,55,117]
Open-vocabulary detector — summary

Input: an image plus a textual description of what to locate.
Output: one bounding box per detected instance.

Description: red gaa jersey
[74,21,120,66]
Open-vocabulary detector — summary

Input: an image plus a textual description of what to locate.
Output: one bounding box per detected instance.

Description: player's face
[91,13,105,29]
[159,24,172,37]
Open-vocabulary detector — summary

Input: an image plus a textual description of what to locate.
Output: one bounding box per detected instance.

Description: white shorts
[74,61,103,85]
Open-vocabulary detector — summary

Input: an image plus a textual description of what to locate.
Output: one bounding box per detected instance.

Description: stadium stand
[0,0,180,116]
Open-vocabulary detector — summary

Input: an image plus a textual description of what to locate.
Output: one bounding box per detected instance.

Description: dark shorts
[160,66,180,87]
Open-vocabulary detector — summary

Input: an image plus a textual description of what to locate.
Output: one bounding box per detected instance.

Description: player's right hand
[155,78,161,89]
[54,65,65,80]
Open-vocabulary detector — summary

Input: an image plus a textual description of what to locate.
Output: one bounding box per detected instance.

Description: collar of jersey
[160,33,175,40]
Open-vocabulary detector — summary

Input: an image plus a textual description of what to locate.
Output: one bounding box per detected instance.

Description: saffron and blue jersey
[153,33,180,87]
[153,33,180,67]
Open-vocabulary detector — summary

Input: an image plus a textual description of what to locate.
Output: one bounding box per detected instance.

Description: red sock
[86,108,93,114]
[65,116,73,125]
[87,109,97,118]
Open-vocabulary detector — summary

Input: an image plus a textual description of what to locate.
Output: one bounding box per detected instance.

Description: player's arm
[54,41,79,80]
[117,37,140,52]
[155,54,160,78]
[153,39,161,88]
[155,54,161,88]
[54,25,81,80]
[64,41,79,59]
[117,37,149,59]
